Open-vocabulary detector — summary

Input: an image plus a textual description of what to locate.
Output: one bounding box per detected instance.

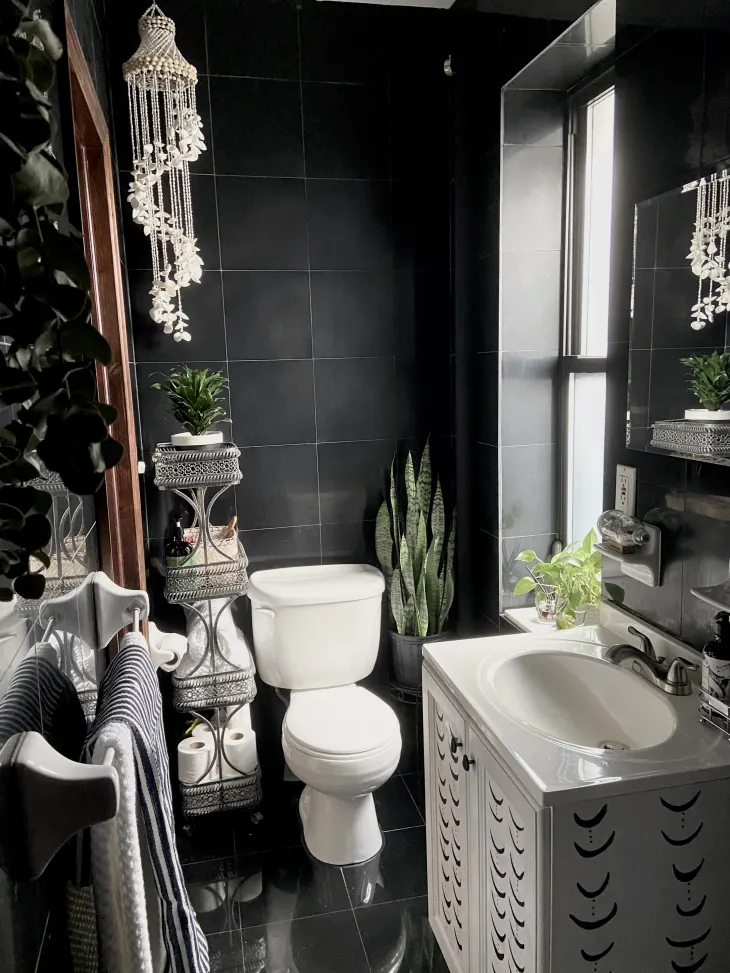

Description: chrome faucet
[605,625,698,696]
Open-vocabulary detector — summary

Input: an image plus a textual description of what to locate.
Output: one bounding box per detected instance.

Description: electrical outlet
[615,464,636,515]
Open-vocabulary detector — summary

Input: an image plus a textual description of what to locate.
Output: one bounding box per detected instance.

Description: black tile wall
[604,3,730,649]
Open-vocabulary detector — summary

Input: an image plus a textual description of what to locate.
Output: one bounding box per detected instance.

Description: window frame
[559,70,616,544]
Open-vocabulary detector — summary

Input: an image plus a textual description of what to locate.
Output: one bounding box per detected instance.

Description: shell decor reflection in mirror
[123,3,206,343]
[686,170,730,330]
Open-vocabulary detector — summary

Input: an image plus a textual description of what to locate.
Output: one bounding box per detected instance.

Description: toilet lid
[285,686,399,756]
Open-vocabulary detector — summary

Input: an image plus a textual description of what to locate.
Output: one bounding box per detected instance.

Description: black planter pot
[389,630,450,689]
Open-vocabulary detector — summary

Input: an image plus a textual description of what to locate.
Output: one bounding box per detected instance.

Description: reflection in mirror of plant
[0,3,122,600]
[513,529,602,625]
[680,351,730,412]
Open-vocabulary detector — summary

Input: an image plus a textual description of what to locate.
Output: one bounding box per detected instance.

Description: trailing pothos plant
[0,1,122,600]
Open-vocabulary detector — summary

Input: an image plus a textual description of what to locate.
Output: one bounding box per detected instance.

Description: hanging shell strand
[123,3,205,342]
[687,170,730,331]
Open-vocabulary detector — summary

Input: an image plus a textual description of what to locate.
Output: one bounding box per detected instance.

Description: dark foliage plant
[0,0,122,600]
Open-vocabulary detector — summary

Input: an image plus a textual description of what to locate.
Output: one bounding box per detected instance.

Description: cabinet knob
[462,754,475,772]
[450,735,463,755]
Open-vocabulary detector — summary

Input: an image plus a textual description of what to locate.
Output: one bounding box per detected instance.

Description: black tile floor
[180,773,448,972]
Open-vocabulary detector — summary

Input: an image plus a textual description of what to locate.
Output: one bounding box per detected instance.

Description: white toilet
[247,563,402,866]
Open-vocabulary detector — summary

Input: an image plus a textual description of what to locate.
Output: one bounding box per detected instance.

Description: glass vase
[534,586,567,625]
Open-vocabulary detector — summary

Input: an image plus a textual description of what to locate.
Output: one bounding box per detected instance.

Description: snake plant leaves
[375,500,393,582]
[413,511,427,587]
[416,437,432,516]
[415,562,428,638]
[400,534,415,602]
[391,567,405,635]
[404,451,419,558]
[389,456,400,550]
[424,542,440,635]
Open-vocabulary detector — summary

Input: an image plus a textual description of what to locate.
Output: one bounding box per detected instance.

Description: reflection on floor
[180,772,447,972]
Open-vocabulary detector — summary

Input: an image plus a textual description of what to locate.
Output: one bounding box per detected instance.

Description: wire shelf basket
[153,443,242,489]
[180,767,262,817]
[698,689,730,741]
[652,420,730,456]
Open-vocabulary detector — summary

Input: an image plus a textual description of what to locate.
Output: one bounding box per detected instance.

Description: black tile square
[229,360,315,446]
[501,250,561,353]
[390,79,450,181]
[240,525,321,573]
[236,445,319,530]
[501,352,559,447]
[205,0,299,79]
[241,911,369,972]
[374,775,423,832]
[501,444,558,538]
[311,272,394,358]
[501,145,563,252]
[130,270,226,363]
[343,826,427,907]
[232,781,305,858]
[303,83,389,179]
[393,271,450,362]
[392,182,449,272]
[299,2,392,83]
[211,78,303,178]
[355,896,449,972]
[655,189,698,269]
[177,816,236,867]
[503,89,565,147]
[314,358,399,442]
[317,439,395,524]
[308,180,392,271]
[320,521,377,565]
[217,178,308,270]
[224,272,312,360]
[122,173,220,271]
[231,845,350,929]
[206,929,245,973]
[651,269,722,350]
[401,773,426,823]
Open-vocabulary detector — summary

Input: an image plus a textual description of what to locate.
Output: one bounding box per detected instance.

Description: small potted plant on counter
[153,365,229,446]
[376,440,456,689]
[680,351,730,420]
[514,529,601,629]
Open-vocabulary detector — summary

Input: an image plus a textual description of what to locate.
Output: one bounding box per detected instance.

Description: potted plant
[513,529,601,629]
[680,351,730,420]
[153,365,229,446]
[376,440,456,689]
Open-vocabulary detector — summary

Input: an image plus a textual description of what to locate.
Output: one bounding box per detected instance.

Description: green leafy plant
[375,440,456,638]
[680,351,730,412]
[0,1,122,601]
[153,365,229,436]
[513,529,601,620]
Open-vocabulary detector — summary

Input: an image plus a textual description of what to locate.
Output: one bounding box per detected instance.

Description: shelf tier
[164,556,249,604]
[153,442,242,490]
[172,665,256,711]
[180,767,262,816]
[652,419,730,456]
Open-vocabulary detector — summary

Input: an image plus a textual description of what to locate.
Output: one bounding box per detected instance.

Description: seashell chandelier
[123,3,206,343]
[686,171,730,330]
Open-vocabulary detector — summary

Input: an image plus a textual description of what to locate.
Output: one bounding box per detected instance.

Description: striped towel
[85,632,209,973]
[0,647,85,756]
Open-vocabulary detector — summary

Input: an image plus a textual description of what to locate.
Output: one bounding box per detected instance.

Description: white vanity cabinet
[424,668,544,973]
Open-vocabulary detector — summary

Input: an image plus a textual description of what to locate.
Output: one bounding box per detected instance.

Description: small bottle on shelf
[597,510,650,554]
[166,517,192,568]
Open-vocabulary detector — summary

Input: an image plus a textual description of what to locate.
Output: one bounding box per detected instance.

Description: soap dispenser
[702,611,730,701]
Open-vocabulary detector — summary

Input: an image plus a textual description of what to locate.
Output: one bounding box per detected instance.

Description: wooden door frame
[64,10,146,596]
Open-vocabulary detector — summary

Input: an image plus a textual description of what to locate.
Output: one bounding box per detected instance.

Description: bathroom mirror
[627,176,730,466]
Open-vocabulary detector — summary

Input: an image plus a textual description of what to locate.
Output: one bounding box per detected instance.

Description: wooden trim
[64,9,146,597]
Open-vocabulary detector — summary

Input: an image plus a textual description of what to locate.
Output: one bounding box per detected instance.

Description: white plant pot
[170,430,224,447]
[684,408,730,422]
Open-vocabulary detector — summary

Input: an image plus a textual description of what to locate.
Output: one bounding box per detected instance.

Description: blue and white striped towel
[85,632,209,973]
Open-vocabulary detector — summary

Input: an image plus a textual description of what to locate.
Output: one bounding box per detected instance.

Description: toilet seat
[285,686,399,758]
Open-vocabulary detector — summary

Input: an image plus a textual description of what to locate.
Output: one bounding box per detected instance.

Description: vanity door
[465,730,540,973]
[423,670,470,973]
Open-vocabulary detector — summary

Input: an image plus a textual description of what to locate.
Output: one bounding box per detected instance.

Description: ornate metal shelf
[153,443,242,490]
[165,546,249,604]
[652,419,730,456]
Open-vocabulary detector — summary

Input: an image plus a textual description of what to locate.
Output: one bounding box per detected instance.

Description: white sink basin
[486,649,677,751]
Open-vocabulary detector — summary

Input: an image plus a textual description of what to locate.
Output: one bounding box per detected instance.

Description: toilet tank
[247,564,385,690]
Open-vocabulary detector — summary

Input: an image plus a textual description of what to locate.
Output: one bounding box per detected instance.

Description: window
[562,80,615,544]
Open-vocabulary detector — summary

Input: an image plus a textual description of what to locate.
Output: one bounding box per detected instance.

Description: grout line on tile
[401,776,425,825]
[341,867,372,972]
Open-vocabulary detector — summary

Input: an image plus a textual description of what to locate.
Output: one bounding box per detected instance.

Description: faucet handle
[665,658,697,696]
[628,625,657,661]
[675,656,699,672]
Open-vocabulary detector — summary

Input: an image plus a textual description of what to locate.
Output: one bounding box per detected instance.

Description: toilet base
[299,785,383,866]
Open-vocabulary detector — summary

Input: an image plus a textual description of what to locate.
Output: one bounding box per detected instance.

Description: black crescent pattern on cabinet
[434,705,465,957]
[569,803,616,970]
[487,775,527,972]
[660,790,710,973]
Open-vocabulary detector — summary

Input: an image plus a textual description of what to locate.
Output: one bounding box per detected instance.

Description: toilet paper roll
[191,721,216,742]
[220,728,258,779]
[226,704,252,733]
[177,736,215,785]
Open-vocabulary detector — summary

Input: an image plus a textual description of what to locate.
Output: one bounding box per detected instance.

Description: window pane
[567,372,606,543]
[579,88,615,357]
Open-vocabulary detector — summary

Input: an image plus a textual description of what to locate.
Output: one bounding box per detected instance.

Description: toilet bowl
[283,685,401,865]
[247,564,403,866]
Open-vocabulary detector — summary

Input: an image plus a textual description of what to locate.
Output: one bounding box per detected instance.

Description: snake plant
[376,440,456,638]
